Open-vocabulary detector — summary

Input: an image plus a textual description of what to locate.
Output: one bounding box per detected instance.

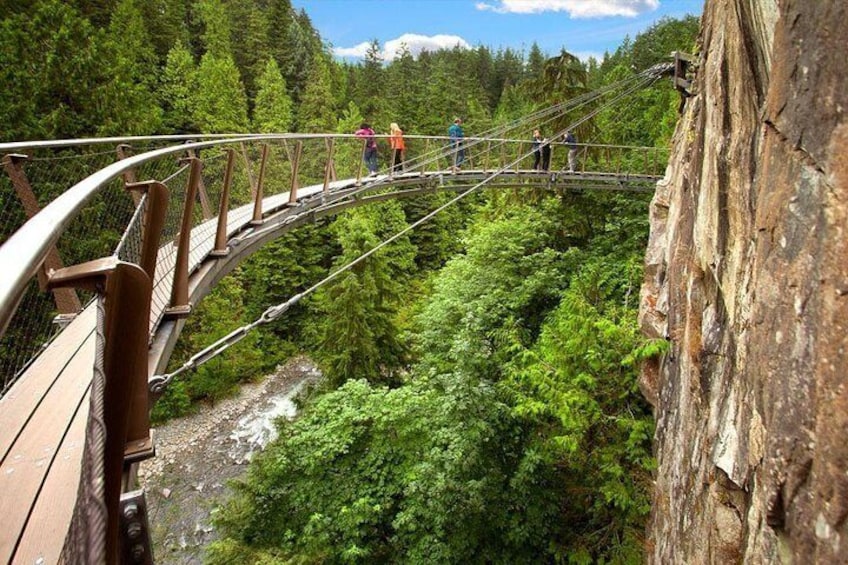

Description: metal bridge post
[2,153,82,317]
[451,138,458,174]
[211,148,236,256]
[116,144,141,206]
[423,138,431,175]
[47,257,153,565]
[288,140,302,206]
[239,142,258,199]
[499,141,506,172]
[124,181,169,282]
[251,143,269,225]
[484,141,491,173]
[323,138,335,195]
[187,148,213,220]
[355,138,366,186]
[166,157,202,317]
[515,141,522,172]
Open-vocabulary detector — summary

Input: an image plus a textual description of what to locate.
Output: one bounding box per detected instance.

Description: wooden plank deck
[0,305,95,562]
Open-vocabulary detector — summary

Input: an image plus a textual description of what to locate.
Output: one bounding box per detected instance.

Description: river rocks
[640,0,848,562]
[138,356,320,564]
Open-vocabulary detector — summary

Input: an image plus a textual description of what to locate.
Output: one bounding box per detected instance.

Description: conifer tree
[315,209,410,387]
[160,40,197,133]
[297,53,336,132]
[526,42,546,81]
[229,2,272,106]
[0,0,109,139]
[98,0,163,135]
[356,39,385,120]
[385,44,420,131]
[196,0,231,59]
[253,58,293,133]
[192,52,249,132]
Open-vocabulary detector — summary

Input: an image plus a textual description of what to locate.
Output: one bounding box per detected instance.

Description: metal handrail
[0,135,268,334]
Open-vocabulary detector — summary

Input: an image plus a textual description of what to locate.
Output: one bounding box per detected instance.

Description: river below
[138,356,320,564]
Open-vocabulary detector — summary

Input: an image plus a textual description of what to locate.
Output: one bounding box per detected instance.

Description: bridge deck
[0,168,659,561]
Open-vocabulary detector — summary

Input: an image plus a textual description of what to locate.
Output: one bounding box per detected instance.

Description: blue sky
[291,0,703,62]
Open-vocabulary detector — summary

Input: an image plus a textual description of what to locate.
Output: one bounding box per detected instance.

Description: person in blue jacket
[448,117,465,171]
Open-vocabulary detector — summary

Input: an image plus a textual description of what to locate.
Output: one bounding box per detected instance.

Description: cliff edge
[640,0,848,562]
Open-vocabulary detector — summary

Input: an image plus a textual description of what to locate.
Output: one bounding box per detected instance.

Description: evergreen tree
[526,42,546,81]
[97,0,163,135]
[384,44,420,131]
[355,39,385,120]
[313,207,412,387]
[474,45,496,114]
[137,0,191,62]
[267,2,319,102]
[0,0,109,140]
[196,0,231,58]
[160,40,197,133]
[228,1,272,106]
[297,53,336,132]
[192,52,249,132]
[253,58,293,133]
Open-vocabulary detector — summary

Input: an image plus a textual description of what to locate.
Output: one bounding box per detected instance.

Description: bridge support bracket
[124,434,155,465]
[164,304,192,319]
[120,490,154,565]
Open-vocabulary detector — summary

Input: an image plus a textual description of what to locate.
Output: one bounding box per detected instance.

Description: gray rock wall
[639,0,847,562]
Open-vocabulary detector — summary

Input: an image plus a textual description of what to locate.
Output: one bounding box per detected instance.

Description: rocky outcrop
[640,0,847,562]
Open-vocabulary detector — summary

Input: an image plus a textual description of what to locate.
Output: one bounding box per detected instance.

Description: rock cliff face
[640,0,847,562]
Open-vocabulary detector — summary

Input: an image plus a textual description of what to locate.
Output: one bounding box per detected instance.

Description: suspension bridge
[0,63,676,564]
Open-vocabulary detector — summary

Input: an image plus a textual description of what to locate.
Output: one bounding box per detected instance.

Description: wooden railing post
[165,157,202,317]
[483,141,491,173]
[251,143,269,226]
[2,153,82,316]
[323,138,335,195]
[48,257,153,565]
[423,138,431,175]
[211,148,236,256]
[288,140,302,206]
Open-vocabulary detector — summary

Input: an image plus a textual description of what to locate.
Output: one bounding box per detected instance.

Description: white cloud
[476,0,660,18]
[571,50,605,62]
[334,34,471,61]
[334,42,373,59]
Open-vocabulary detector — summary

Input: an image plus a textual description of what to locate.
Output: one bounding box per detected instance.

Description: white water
[227,365,320,463]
